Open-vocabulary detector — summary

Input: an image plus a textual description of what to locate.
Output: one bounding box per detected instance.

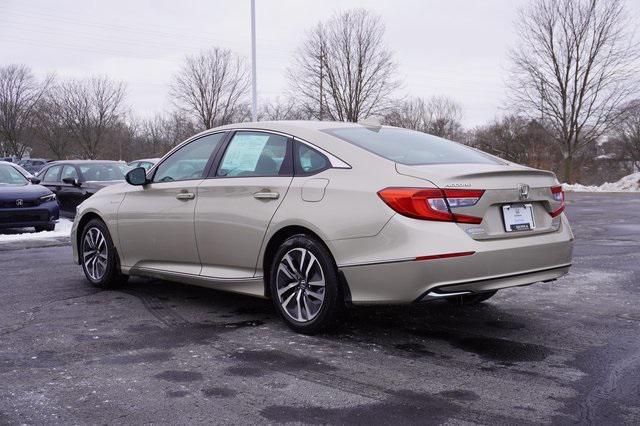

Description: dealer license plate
[502,204,535,232]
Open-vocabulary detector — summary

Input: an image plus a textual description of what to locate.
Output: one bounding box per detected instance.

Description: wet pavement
[0,192,638,424]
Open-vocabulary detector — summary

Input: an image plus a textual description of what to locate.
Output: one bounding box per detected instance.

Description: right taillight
[550,185,565,217]
[377,187,484,224]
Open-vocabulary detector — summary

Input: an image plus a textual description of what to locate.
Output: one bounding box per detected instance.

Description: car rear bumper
[334,214,574,304]
[0,203,59,229]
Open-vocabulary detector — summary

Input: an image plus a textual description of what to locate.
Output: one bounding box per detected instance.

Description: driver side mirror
[29,177,41,184]
[125,167,149,186]
[62,177,81,187]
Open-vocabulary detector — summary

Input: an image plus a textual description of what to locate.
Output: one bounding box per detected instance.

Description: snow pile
[0,218,73,243]
[563,172,640,192]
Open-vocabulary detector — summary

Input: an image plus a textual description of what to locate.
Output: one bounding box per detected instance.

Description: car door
[59,165,85,212]
[40,164,63,197]
[195,130,294,279]
[117,132,226,275]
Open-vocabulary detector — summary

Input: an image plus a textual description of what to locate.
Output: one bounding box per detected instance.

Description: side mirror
[62,177,80,186]
[29,177,41,184]
[125,167,148,186]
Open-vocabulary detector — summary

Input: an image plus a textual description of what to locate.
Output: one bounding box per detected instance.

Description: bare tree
[288,9,400,122]
[170,48,250,130]
[56,76,126,159]
[383,96,463,140]
[136,112,197,157]
[471,115,557,169]
[615,99,640,169]
[259,98,311,121]
[0,65,53,157]
[31,95,74,160]
[508,0,639,182]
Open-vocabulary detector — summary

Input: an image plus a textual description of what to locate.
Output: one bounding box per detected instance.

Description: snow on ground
[0,219,73,243]
[563,172,640,192]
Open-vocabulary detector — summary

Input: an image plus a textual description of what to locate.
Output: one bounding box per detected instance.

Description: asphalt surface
[0,192,639,425]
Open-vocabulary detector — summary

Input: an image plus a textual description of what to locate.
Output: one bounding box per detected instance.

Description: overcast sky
[2,0,639,127]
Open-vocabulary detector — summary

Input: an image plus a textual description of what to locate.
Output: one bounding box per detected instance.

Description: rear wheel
[269,234,344,334]
[34,224,55,232]
[447,290,497,306]
[80,219,128,289]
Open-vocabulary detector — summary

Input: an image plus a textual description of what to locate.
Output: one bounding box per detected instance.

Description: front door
[195,131,293,279]
[117,132,226,275]
[59,165,85,213]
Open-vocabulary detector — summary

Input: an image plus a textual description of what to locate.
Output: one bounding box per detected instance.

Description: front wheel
[35,224,55,232]
[80,219,128,289]
[269,235,345,334]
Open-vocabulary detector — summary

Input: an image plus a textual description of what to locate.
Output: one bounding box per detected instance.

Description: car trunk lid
[395,163,564,240]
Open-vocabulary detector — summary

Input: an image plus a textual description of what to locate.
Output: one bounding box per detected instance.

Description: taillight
[550,185,565,217]
[377,187,484,224]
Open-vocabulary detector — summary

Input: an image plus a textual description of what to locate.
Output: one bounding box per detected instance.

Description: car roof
[46,160,122,165]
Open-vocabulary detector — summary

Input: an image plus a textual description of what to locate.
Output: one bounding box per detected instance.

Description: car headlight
[39,193,57,202]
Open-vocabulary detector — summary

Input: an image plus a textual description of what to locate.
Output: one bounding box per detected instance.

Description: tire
[269,234,345,334]
[447,290,498,306]
[80,219,128,289]
[35,224,55,232]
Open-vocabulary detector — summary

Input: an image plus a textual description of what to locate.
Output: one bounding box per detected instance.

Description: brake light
[550,185,565,217]
[377,188,484,224]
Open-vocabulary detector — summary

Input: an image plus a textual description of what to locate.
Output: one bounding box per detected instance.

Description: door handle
[253,191,279,200]
[176,192,195,201]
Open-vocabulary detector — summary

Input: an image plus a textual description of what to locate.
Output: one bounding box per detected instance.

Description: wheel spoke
[306,289,324,301]
[295,289,303,321]
[277,281,298,298]
[282,290,297,308]
[299,248,307,273]
[308,278,325,287]
[278,263,296,280]
[305,253,316,280]
[303,294,313,319]
[283,254,300,278]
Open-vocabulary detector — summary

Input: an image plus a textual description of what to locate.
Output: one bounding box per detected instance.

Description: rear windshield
[323,127,502,165]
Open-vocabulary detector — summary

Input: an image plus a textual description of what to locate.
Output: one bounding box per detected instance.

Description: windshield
[0,164,29,186]
[323,127,502,166]
[79,163,126,181]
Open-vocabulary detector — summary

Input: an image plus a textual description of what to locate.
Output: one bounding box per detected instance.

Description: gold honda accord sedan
[72,121,573,333]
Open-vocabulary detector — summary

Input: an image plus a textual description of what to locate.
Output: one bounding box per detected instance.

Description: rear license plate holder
[502,203,535,232]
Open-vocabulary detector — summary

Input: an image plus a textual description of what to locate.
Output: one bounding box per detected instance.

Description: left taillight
[377,187,484,224]
[550,185,565,217]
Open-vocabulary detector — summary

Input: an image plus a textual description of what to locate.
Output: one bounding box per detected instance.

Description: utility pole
[250,0,258,122]
[319,44,324,121]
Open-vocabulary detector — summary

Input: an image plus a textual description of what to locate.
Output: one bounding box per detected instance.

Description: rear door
[195,130,294,279]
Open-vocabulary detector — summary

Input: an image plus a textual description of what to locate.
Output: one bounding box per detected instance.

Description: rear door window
[217,132,291,177]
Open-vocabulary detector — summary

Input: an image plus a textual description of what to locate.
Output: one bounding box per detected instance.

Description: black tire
[80,219,128,289]
[34,224,55,232]
[269,234,345,334]
[447,290,498,306]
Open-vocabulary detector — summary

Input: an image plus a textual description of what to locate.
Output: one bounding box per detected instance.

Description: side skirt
[127,266,267,299]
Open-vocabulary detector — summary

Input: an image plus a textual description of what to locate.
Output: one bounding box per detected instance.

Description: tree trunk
[563,155,573,183]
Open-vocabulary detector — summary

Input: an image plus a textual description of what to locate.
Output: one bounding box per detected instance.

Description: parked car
[20,158,50,175]
[127,158,160,171]
[38,160,126,214]
[0,162,59,232]
[71,121,573,334]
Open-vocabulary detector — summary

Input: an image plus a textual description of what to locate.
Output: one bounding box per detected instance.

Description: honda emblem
[518,184,530,201]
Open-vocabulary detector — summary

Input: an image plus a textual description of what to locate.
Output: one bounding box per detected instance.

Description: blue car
[0,162,59,232]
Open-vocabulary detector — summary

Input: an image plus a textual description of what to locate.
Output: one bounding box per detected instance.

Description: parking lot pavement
[0,193,638,425]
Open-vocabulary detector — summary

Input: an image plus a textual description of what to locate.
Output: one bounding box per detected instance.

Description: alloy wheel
[82,227,108,281]
[275,248,326,322]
